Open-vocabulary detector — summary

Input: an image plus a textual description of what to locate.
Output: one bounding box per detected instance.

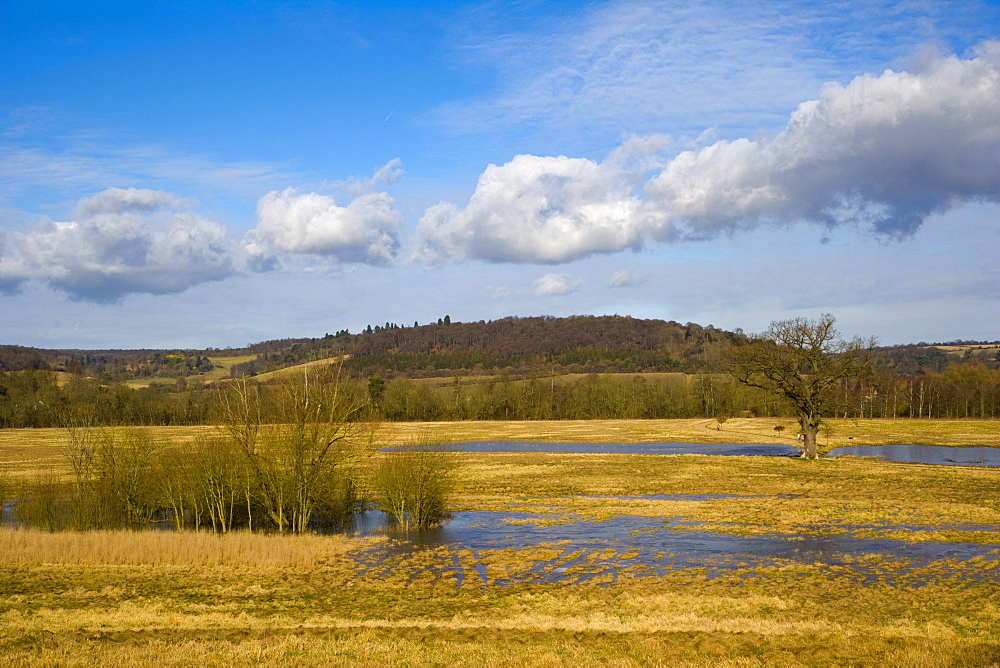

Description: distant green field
[248,356,348,383]
[125,355,257,388]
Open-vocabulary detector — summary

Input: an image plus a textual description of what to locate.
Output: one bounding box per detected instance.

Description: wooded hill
[1,316,998,427]
[1,315,998,383]
[236,316,734,379]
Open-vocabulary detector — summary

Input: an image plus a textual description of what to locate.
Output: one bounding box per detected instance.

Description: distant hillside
[0,345,218,382]
[1,317,997,383]
[0,345,49,372]
[229,316,735,379]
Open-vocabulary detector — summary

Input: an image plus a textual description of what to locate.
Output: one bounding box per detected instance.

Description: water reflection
[366,441,1000,585]
[828,444,1000,467]
[355,506,1000,587]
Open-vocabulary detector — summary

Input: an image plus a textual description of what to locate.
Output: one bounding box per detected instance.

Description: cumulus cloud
[416,152,644,265]
[417,43,1000,264]
[648,41,1000,239]
[245,167,403,268]
[606,269,646,288]
[0,187,236,302]
[532,273,584,297]
[75,187,183,217]
[0,160,407,299]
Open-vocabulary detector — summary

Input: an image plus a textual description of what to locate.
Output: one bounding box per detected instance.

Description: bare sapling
[374,445,454,531]
[219,367,372,533]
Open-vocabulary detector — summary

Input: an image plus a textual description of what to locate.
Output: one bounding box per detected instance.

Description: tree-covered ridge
[1,312,999,428]
[228,316,733,378]
[0,346,216,382]
[0,345,49,372]
[1,314,997,385]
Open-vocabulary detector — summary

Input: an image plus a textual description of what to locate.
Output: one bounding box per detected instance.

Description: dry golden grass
[249,355,351,383]
[0,437,998,664]
[379,417,1000,453]
[725,417,1000,452]
[411,371,694,387]
[0,424,223,478]
[0,556,997,665]
[1,418,996,478]
[0,527,380,567]
[931,343,1000,353]
[446,450,1000,534]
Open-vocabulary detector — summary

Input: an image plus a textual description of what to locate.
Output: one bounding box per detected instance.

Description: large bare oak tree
[729,314,876,459]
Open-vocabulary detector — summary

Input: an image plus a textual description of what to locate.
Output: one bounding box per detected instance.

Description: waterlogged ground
[355,497,1000,589]
[828,444,1000,466]
[2,428,999,664]
[368,441,1000,589]
[400,440,1000,465]
[388,441,800,456]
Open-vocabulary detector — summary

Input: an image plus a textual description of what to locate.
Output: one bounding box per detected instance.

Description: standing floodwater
[828,444,1000,467]
[387,441,799,456]
[388,441,1000,466]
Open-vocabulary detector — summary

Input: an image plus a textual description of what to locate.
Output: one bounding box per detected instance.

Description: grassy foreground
[0,419,1000,666]
[1,419,998,665]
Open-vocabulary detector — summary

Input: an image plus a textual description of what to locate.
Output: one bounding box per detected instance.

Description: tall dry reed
[0,526,380,568]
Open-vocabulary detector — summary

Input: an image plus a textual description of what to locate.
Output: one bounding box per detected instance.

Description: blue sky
[1,0,998,349]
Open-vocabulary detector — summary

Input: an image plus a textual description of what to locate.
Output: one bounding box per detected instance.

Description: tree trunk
[799,417,820,459]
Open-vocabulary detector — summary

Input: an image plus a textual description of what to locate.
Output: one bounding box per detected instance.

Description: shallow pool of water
[392,441,800,456]
[828,444,1000,467]
[393,441,1000,467]
[356,506,1000,587]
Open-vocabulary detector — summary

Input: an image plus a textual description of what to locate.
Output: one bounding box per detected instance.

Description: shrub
[373,446,453,530]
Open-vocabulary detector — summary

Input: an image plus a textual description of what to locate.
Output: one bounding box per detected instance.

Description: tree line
[2,362,996,431]
[3,315,994,383]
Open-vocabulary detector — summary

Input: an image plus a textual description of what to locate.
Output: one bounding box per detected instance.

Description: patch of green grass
[125,355,257,388]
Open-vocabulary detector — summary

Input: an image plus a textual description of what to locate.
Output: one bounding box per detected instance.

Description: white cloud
[75,187,183,217]
[488,285,511,300]
[245,164,404,267]
[0,187,236,301]
[415,153,644,265]
[532,273,584,297]
[606,269,645,288]
[418,43,1000,264]
[647,41,1000,239]
[0,158,407,300]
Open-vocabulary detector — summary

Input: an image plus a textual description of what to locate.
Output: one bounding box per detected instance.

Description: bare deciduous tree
[220,367,371,534]
[728,314,876,459]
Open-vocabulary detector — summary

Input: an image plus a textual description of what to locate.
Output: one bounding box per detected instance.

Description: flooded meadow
[2,425,999,664]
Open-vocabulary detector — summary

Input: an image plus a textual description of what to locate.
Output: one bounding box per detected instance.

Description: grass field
[1,419,998,664]
[1,418,997,480]
[125,355,257,388]
[249,355,349,383]
[378,417,1000,453]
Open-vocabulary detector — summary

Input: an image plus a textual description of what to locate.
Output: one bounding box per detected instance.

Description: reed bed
[0,526,380,567]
